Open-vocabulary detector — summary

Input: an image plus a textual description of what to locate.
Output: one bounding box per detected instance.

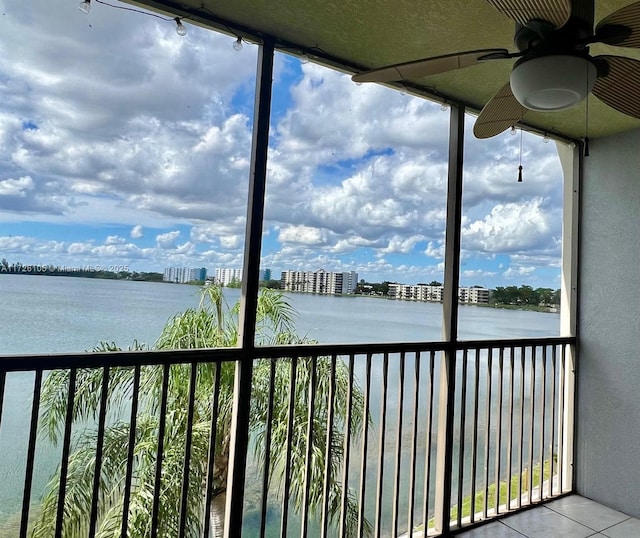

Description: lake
[0,275,560,535]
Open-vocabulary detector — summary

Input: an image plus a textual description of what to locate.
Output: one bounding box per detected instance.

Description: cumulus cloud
[156,231,180,249]
[503,266,536,277]
[219,235,241,249]
[462,198,556,253]
[0,1,565,286]
[379,235,425,256]
[0,176,33,196]
[278,225,328,246]
[130,225,144,239]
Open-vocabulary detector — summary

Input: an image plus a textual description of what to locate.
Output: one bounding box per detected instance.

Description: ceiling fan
[352,0,640,139]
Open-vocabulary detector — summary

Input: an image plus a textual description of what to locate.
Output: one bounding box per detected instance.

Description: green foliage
[261,279,282,289]
[491,285,560,307]
[426,459,554,530]
[355,280,390,296]
[33,285,368,537]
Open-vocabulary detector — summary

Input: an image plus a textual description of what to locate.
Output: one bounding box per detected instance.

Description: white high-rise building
[163,267,207,283]
[280,269,358,295]
[215,268,243,286]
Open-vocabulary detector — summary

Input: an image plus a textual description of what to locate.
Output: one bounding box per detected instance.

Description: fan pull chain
[517,128,523,183]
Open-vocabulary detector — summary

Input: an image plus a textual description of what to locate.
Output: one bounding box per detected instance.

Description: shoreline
[0,273,560,314]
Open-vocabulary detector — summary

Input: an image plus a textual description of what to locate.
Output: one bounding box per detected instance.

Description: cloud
[219,235,241,249]
[379,235,425,256]
[461,268,498,280]
[462,198,558,254]
[156,230,180,249]
[503,266,536,277]
[0,176,34,197]
[278,225,328,246]
[105,235,126,245]
[0,1,565,288]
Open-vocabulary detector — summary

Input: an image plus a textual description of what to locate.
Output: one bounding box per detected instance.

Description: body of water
[0,275,561,534]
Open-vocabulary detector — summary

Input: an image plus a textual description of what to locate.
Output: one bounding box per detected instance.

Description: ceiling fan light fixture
[510,55,597,112]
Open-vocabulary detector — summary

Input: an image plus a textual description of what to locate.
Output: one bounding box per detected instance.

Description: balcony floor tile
[545,495,630,532]
[498,506,594,538]
[457,495,637,538]
[456,520,527,537]
[600,517,640,538]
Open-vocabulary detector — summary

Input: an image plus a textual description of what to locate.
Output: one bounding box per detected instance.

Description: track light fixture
[78,0,91,14]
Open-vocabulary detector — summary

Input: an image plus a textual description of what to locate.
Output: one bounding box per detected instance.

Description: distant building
[163,267,207,283]
[281,269,358,295]
[215,268,242,286]
[387,283,489,304]
[260,268,272,281]
[461,286,490,304]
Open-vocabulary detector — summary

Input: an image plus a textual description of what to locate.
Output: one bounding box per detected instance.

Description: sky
[0,0,566,289]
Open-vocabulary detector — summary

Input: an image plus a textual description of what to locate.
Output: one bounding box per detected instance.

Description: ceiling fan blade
[595,1,640,48]
[473,82,528,139]
[486,0,571,29]
[592,55,640,119]
[351,49,509,83]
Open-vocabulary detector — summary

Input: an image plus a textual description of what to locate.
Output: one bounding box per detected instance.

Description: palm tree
[32,286,370,537]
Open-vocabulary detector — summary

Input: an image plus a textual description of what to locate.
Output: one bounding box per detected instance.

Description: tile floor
[457,495,640,538]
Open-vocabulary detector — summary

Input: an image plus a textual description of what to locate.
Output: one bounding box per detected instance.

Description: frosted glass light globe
[510,55,597,111]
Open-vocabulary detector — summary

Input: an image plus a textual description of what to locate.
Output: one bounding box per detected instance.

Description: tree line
[491,285,560,306]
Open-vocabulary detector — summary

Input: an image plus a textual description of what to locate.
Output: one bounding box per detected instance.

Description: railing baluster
[357,353,373,538]
[407,352,420,535]
[19,369,43,538]
[280,357,298,538]
[422,351,435,531]
[494,348,504,515]
[121,365,141,537]
[339,354,355,538]
[482,348,493,520]
[557,344,566,493]
[321,355,337,538]
[88,366,110,538]
[456,349,468,529]
[470,349,480,522]
[528,347,536,504]
[300,356,318,538]
[150,364,170,537]
[0,371,5,432]
[179,362,199,537]
[259,359,277,538]
[203,362,223,538]
[55,368,77,538]
[539,346,547,501]
[392,351,405,537]
[549,345,557,497]
[373,353,389,538]
[517,346,525,509]
[506,347,514,511]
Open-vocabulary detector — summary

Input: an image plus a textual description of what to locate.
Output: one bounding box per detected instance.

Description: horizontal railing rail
[0,336,575,537]
[0,336,574,371]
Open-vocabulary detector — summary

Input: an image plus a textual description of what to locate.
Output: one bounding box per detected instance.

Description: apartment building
[280,269,358,295]
[388,283,489,304]
[214,268,242,286]
[163,267,207,283]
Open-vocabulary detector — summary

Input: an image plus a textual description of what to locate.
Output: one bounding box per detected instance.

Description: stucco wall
[577,128,640,515]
